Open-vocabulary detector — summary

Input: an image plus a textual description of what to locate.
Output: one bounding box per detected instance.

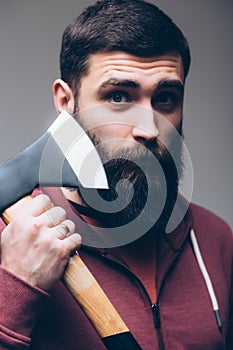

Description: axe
[0,110,141,350]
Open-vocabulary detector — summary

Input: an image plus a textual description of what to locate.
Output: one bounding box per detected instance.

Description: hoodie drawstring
[190,229,222,331]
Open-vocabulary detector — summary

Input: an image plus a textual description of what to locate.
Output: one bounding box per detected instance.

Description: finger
[52,219,76,239]
[4,195,53,222]
[63,233,82,253]
[6,196,33,217]
[35,206,67,228]
[9,194,53,217]
[29,195,53,216]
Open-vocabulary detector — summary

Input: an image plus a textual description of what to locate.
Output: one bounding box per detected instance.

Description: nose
[131,106,159,142]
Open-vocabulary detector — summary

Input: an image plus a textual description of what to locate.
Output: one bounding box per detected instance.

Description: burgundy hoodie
[0,187,232,349]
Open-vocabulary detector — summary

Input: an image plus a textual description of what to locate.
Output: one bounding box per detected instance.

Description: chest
[31,246,228,350]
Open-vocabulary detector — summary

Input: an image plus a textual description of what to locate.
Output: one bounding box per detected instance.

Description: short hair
[60,0,191,95]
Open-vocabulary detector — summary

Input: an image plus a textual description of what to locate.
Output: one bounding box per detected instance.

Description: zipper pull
[152,304,161,329]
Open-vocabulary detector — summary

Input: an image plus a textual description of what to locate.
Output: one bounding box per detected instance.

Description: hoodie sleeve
[0,213,50,349]
[0,267,49,349]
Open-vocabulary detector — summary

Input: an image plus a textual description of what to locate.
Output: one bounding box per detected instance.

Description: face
[73,51,185,229]
[77,51,184,150]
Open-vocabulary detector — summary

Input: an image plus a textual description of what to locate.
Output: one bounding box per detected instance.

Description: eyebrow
[98,78,140,89]
[98,77,184,92]
[157,79,184,92]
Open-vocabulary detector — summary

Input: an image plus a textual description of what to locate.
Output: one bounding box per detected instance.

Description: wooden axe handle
[2,199,142,350]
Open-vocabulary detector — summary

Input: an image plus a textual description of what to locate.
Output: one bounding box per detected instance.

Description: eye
[107,91,130,104]
[153,91,179,112]
[157,92,173,104]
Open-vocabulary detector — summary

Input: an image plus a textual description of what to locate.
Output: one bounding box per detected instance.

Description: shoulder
[190,202,233,255]
[190,203,232,235]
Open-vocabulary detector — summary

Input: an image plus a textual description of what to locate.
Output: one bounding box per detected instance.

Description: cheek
[77,78,99,111]
[160,109,183,130]
[156,111,182,143]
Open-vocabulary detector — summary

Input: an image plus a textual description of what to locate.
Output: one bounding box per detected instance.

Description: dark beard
[78,136,183,233]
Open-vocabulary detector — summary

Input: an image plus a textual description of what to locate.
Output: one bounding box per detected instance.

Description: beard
[77,131,184,233]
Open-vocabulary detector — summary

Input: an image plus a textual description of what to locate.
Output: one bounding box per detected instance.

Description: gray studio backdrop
[0,0,232,229]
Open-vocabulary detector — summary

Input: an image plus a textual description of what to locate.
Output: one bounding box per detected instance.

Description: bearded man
[0,1,232,349]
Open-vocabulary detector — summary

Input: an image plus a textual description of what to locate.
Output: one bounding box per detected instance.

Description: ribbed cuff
[0,266,49,337]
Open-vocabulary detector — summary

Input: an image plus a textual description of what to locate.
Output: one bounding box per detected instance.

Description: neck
[116,226,158,255]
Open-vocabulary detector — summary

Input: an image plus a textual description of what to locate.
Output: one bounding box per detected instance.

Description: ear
[53,79,75,115]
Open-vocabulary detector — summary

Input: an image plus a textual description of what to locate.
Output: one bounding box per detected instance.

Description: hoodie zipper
[151,304,164,350]
[152,251,183,350]
[98,251,182,350]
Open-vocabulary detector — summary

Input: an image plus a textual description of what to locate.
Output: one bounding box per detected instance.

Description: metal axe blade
[0,110,109,213]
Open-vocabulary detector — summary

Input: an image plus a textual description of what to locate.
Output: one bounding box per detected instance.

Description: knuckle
[25,218,44,236]
[55,224,68,237]
[43,206,66,227]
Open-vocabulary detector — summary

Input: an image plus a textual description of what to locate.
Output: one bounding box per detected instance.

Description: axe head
[0,110,109,213]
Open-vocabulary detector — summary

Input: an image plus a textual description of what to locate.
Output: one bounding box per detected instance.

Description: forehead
[85,51,184,84]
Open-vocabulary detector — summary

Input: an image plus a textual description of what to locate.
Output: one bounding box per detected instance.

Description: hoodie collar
[41,187,193,256]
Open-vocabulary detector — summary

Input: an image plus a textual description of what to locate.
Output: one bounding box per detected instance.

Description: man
[0,0,232,349]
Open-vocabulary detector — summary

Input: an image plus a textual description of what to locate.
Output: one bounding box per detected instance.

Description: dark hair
[60,0,191,95]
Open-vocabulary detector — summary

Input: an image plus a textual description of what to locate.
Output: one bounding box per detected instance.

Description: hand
[0,194,81,292]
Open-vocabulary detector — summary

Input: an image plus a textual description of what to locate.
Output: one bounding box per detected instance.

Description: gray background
[0,0,232,229]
